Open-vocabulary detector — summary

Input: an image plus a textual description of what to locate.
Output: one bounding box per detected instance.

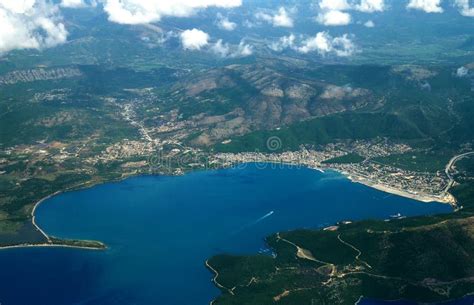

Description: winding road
[444,152,474,193]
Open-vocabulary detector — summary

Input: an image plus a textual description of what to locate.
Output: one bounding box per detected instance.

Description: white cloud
[103,0,242,25]
[364,20,375,27]
[211,39,252,57]
[256,7,294,28]
[271,32,356,57]
[317,10,351,26]
[330,34,357,56]
[270,34,296,51]
[319,0,351,10]
[298,32,333,54]
[211,39,230,56]
[0,0,68,54]
[297,32,356,56]
[407,0,444,13]
[60,0,87,8]
[235,41,253,57]
[355,0,385,12]
[454,0,474,17]
[456,66,469,77]
[180,28,209,50]
[319,0,385,12]
[216,13,237,31]
[316,0,385,28]
[273,7,294,27]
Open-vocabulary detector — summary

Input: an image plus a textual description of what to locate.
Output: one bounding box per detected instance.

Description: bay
[0,164,456,305]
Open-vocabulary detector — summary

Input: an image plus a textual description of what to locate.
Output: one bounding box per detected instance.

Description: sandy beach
[345,174,457,207]
[30,191,62,243]
[0,189,105,251]
[0,242,105,251]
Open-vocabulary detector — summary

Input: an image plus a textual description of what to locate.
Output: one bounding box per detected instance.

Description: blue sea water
[0,164,466,305]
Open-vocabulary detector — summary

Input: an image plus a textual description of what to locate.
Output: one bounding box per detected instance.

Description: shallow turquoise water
[0,164,458,305]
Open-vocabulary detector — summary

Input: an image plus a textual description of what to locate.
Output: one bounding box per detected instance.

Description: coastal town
[211,140,456,205]
[1,130,460,222]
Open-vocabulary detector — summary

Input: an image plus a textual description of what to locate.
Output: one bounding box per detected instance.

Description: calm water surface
[0,164,462,305]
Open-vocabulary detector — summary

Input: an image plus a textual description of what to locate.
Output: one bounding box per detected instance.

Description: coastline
[1,161,457,250]
[0,242,106,251]
[30,190,62,243]
[248,161,456,207]
[219,160,456,207]
[0,160,465,305]
[205,260,234,296]
[344,173,457,207]
[0,187,106,251]
[269,161,456,207]
[0,172,153,250]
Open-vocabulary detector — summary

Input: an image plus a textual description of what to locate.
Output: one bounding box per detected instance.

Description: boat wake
[252,211,274,226]
[231,211,275,235]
